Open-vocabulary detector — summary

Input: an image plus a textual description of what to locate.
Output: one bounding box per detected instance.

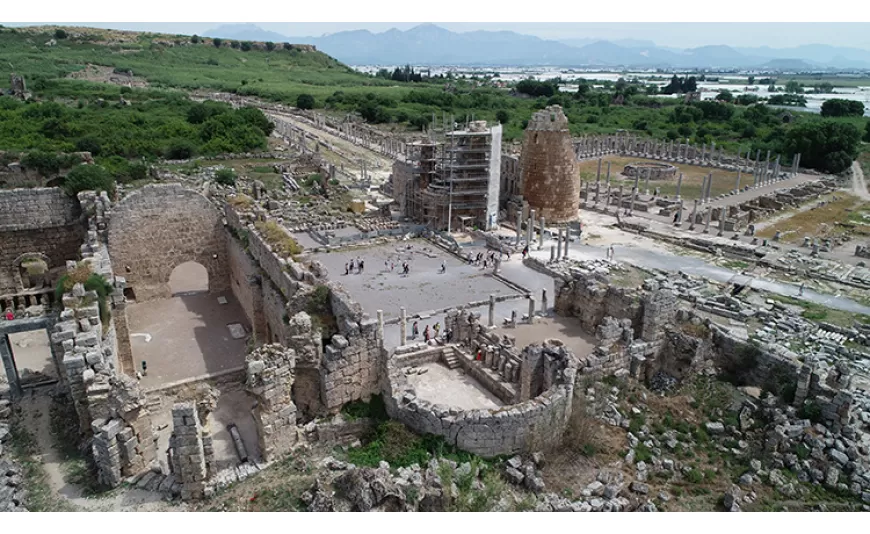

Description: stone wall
[108,184,230,301]
[383,340,577,457]
[0,188,85,295]
[245,344,298,462]
[554,270,644,337]
[169,402,208,500]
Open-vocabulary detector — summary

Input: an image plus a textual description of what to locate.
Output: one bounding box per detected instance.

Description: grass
[755,193,870,244]
[254,219,303,258]
[341,394,388,422]
[770,294,870,327]
[346,420,478,469]
[577,155,747,201]
[6,414,75,511]
[48,392,107,496]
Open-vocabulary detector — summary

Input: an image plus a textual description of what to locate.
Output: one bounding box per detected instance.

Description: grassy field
[576,155,747,200]
[755,192,870,243]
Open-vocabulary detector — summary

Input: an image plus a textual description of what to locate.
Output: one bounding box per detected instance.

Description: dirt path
[851,161,870,200]
[18,392,185,512]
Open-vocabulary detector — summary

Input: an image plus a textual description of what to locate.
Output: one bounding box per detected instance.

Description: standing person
[385,260,389,271]
[424,325,431,342]
[359,259,364,273]
[483,259,488,269]
[522,245,529,259]
[412,321,419,339]
[440,261,446,273]
[607,245,614,261]
[799,283,805,296]
[391,261,395,272]
[345,262,349,275]
[433,322,441,338]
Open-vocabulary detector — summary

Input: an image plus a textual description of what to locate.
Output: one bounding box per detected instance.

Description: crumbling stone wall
[169,402,208,500]
[245,344,298,462]
[520,106,578,223]
[554,271,643,336]
[383,341,577,457]
[0,188,85,295]
[108,184,229,301]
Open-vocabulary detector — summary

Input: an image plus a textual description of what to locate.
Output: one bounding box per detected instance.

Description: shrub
[63,164,115,197]
[191,35,201,44]
[214,168,237,186]
[21,151,62,175]
[212,38,222,48]
[296,93,315,110]
[265,41,275,51]
[685,468,704,484]
[55,264,114,327]
[165,139,196,160]
[240,41,252,52]
[496,110,510,124]
[54,29,67,39]
[341,395,387,422]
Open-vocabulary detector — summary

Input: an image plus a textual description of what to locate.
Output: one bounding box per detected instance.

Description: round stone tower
[520,105,578,223]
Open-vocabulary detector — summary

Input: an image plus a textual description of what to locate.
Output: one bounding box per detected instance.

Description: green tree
[265,41,276,51]
[54,29,67,39]
[191,35,201,44]
[63,164,115,196]
[783,120,861,174]
[283,42,293,50]
[240,41,252,52]
[716,90,734,103]
[296,93,315,110]
[165,139,196,159]
[748,76,755,85]
[212,37,223,48]
[785,80,804,94]
[820,98,865,118]
[230,40,240,49]
[214,168,236,186]
[864,121,870,142]
[496,110,510,124]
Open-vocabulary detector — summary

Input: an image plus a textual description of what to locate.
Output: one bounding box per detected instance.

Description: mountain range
[203,23,870,70]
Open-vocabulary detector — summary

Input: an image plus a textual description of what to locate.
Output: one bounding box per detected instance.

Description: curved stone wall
[520,106,579,223]
[622,162,677,180]
[383,341,578,457]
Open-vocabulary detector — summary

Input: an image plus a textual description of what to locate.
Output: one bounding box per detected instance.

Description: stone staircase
[443,352,460,370]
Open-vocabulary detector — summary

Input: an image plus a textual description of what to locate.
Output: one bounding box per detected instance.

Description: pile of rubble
[0,418,26,512]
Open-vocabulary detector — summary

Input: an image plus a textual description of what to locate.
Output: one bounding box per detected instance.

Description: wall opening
[169,261,209,296]
[6,329,58,387]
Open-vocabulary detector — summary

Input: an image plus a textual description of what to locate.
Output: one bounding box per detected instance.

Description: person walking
[412,321,419,339]
[345,262,349,275]
[424,325,431,342]
[439,261,446,273]
[433,322,441,338]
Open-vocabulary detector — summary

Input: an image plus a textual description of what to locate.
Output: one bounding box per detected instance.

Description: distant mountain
[203,23,870,70]
[204,23,289,43]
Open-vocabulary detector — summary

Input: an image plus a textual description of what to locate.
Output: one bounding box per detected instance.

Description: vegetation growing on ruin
[341,394,388,421]
[5,416,75,511]
[346,420,477,468]
[54,262,114,327]
[254,220,302,258]
[49,391,107,496]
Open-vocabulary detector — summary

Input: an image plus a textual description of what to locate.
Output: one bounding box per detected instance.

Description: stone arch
[12,252,51,291]
[169,261,209,296]
[108,184,229,301]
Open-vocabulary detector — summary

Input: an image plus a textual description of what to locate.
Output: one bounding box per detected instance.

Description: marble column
[644,168,651,196]
[538,217,545,250]
[527,209,535,245]
[515,210,522,245]
[488,295,495,327]
[376,310,384,345]
[556,228,563,259]
[528,296,536,324]
[585,180,591,206]
[542,289,548,315]
[606,161,612,182]
[550,245,555,262]
[676,173,684,199]
[717,208,726,237]
[689,199,698,231]
[564,228,570,258]
[675,199,684,227]
[399,307,407,345]
[619,185,626,215]
[705,172,713,203]
[596,157,602,181]
[629,188,637,216]
[703,208,712,233]
[604,183,612,212]
[699,175,708,204]
[735,169,742,193]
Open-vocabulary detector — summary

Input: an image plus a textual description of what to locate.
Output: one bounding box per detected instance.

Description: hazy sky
[7,22,870,49]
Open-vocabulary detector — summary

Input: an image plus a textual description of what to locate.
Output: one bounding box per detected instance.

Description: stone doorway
[0,317,61,397]
[169,261,209,296]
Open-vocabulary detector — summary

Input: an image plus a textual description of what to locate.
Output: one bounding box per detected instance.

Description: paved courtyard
[405,361,502,410]
[127,291,250,390]
[313,239,520,319]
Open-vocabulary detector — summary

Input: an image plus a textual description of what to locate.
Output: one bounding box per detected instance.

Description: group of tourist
[344,257,365,275]
[410,320,451,343]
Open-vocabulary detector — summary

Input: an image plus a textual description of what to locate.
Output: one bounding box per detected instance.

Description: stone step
[443,355,460,370]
